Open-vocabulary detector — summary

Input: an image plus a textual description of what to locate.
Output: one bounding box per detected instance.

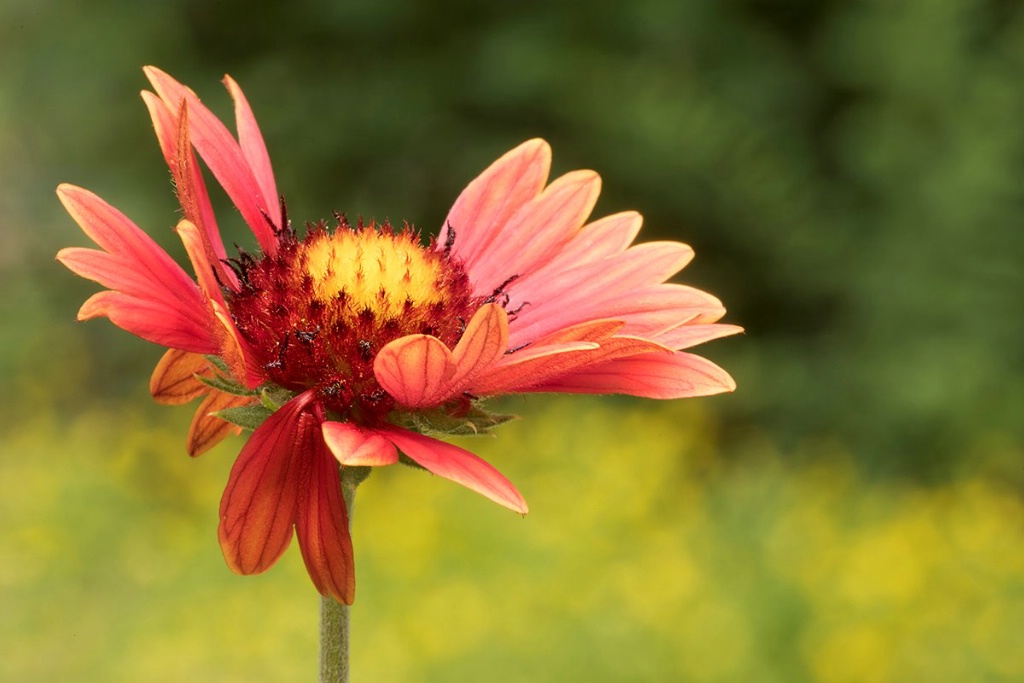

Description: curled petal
[373,335,456,407]
[374,304,509,408]
[295,432,355,604]
[322,422,399,466]
[150,349,209,405]
[383,428,528,514]
[538,351,737,399]
[144,66,278,253]
[177,219,262,388]
[218,391,315,575]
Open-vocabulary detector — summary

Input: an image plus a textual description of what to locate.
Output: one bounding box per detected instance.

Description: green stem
[319,594,349,683]
[319,466,369,683]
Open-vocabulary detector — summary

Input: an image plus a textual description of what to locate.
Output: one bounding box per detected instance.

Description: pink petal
[512,211,643,298]
[77,291,218,353]
[538,351,737,398]
[218,391,315,575]
[655,323,744,351]
[473,334,669,396]
[383,428,528,514]
[373,334,456,407]
[467,169,602,295]
[57,247,169,299]
[57,184,205,299]
[223,75,281,229]
[511,240,694,329]
[295,430,355,604]
[440,139,551,268]
[143,66,278,254]
[322,422,399,466]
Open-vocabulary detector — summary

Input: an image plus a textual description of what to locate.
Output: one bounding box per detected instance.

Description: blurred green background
[2,0,1023,680]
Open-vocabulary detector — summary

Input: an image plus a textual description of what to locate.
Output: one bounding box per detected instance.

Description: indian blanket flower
[56,67,741,605]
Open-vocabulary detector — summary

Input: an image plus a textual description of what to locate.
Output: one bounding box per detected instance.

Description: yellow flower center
[302,229,446,319]
[227,218,480,425]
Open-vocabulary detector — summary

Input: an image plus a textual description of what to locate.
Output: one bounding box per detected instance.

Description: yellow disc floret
[303,229,446,318]
[226,216,480,425]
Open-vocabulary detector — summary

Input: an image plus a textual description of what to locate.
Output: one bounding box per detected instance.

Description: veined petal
[468,169,602,295]
[374,305,510,408]
[383,428,528,514]
[218,391,315,575]
[78,291,218,353]
[188,390,251,457]
[373,335,456,408]
[150,349,209,405]
[296,426,355,604]
[441,139,551,268]
[538,351,737,398]
[144,66,278,254]
[322,422,399,466]
[224,74,281,229]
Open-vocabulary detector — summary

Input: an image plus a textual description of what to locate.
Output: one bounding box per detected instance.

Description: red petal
[322,421,398,466]
[538,351,738,398]
[218,391,315,574]
[295,437,355,604]
[223,74,281,229]
[383,428,528,514]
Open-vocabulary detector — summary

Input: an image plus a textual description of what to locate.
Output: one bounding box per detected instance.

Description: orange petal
[218,391,315,574]
[383,428,528,514]
[295,439,355,604]
[373,305,509,408]
[150,349,209,405]
[373,334,456,407]
[322,421,399,466]
[187,391,251,457]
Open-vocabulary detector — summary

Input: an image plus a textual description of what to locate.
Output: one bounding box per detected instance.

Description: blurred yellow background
[2,0,1023,681]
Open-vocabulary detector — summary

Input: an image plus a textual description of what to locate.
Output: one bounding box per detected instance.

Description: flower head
[57,67,741,604]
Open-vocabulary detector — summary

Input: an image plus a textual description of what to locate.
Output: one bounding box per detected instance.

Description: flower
[56,67,742,605]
